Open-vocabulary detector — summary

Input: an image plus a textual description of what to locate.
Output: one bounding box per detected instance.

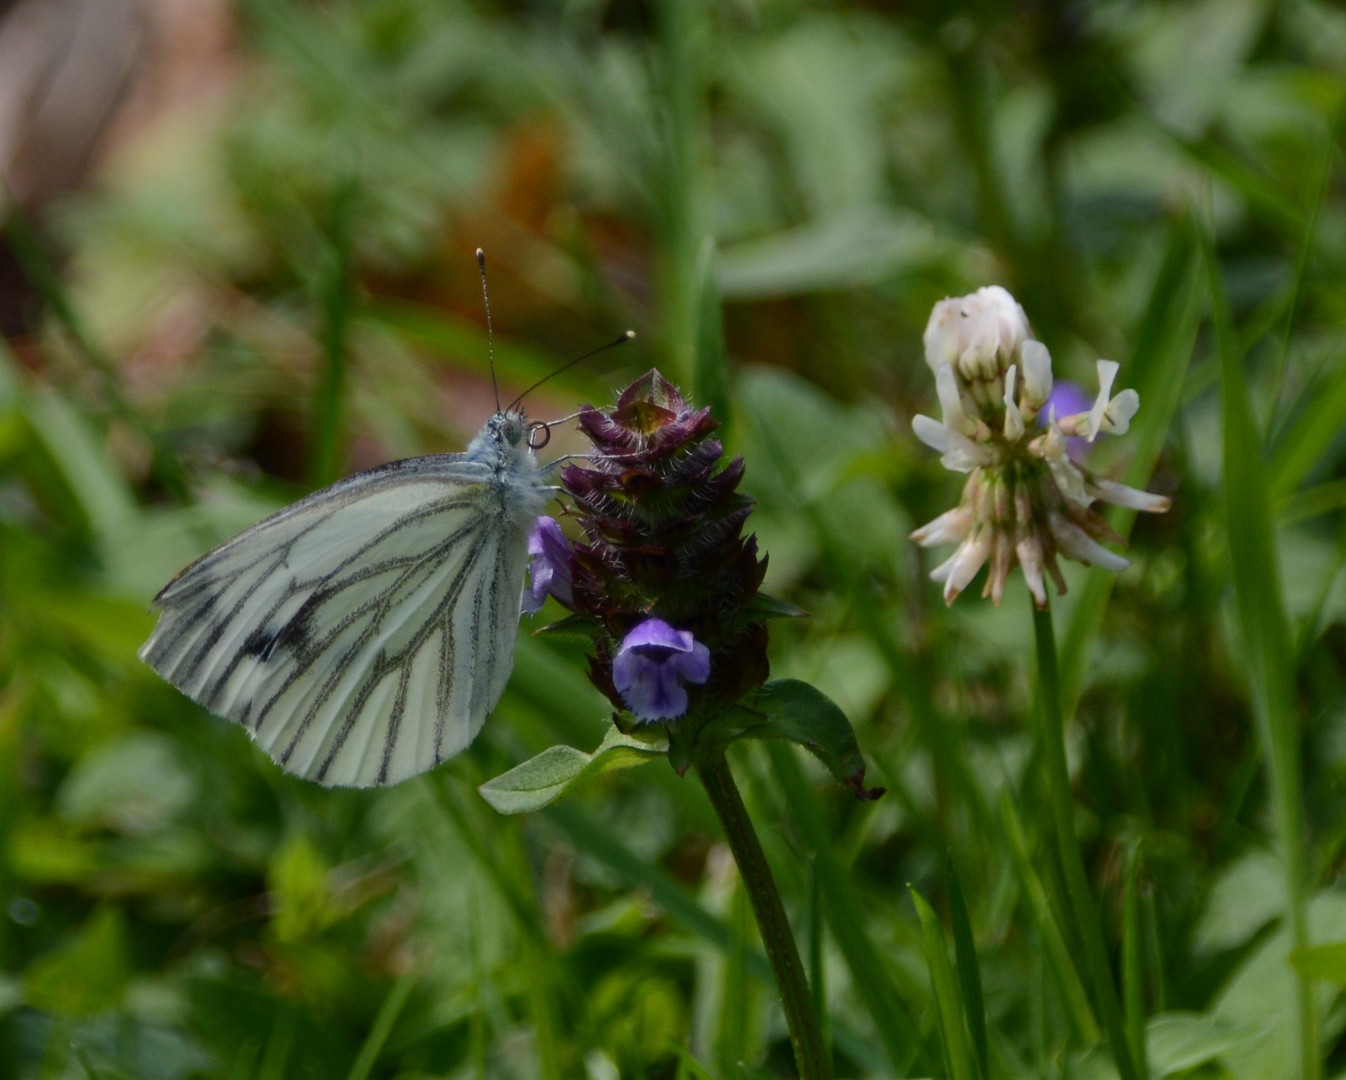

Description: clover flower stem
[697,754,833,1080]
[1032,604,1142,1080]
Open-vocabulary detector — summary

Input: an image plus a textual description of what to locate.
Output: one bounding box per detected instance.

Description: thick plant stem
[697,756,833,1080]
[1033,605,1140,1080]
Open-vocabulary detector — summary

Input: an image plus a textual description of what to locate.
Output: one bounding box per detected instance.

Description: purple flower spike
[523,516,574,614]
[1043,380,1095,460]
[612,618,711,723]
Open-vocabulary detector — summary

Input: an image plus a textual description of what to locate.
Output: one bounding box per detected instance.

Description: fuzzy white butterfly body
[140,410,548,787]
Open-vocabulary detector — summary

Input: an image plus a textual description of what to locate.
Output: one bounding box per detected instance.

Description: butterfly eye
[526,421,552,450]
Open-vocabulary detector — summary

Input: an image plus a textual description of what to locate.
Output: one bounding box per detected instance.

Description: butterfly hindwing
[140,452,534,787]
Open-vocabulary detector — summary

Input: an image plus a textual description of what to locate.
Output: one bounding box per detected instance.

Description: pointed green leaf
[530,613,607,640]
[746,680,883,799]
[479,726,667,814]
[731,592,809,627]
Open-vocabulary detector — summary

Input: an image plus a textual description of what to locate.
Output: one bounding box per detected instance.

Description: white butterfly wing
[140,454,534,787]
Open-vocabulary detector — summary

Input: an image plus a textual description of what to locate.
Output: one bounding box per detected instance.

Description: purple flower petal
[612,617,711,723]
[1043,380,1095,460]
[522,516,573,614]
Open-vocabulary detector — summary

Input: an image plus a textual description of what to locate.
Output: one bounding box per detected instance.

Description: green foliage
[3,0,1346,1077]
[479,726,667,815]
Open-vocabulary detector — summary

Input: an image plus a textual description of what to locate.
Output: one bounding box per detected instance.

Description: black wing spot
[241,626,279,659]
[241,614,313,663]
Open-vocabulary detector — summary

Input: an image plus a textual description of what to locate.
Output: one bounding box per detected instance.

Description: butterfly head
[466,408,534,465]
[488,409,528,446]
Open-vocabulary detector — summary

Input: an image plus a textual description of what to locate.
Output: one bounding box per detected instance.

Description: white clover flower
[910,287,1171,608]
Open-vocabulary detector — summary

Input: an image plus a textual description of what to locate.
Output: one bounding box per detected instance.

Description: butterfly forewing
[141,444,541,787]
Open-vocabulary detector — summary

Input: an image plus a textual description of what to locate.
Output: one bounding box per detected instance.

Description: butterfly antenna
[508,330,636,413]
[477,248,501,413]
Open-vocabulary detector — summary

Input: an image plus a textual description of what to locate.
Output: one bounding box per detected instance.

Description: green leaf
[1289,941,1346,983]
[24,907,130,1016]
[744,680,882,799]
[727,592,809,630]
[58,733,197,836]
[479,725,667,815]
[268,833,334,944]
[1146,1012,1268,1076]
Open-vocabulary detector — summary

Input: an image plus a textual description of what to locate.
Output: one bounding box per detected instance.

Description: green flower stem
[1032,604,1139,1080]
[697,755,833,1080]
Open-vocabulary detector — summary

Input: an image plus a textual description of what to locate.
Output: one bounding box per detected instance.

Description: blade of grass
[676,1048,720,1080]
[311,181,357,487]
[545,799,773,984]
[1121,844,1148,1079]
[721,884,753,1075]
[257,1006,296,1080]
[3,204,118,391]
[1266,95,1344,442]
[749,408,994,847]
[694,237,732,436]
[1271,361,1346,500]
[807,856,831,1063]
[345,973,416,1080]
[429,777,565,1080]
[1280,478,1346,527]
[426,775,548,942]
[1059,215,1202,714]
[655,0,703,385]
[1202,219,1320,1080]
[4,203,187,499]
[947,857,989,1080]
[469,894,488,1080]
[998,792,1099,1046]
[911,887,977,1080]
[1142,883,1166,1015]
[767,741,922,1075]
[1034,603,1138,1080]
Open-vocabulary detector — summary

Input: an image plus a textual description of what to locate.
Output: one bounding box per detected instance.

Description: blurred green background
[2,0,1346,1077]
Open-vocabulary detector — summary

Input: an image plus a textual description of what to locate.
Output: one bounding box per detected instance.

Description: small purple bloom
[523,517,574,614]
[612,618,711,723]
[1043,380,1095,460]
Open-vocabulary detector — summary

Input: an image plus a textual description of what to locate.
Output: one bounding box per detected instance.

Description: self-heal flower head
[911,287,1171,608]
[613,618,711,723]
[522,516,573,614]
[529,370,879,796]
[544,370,775,732]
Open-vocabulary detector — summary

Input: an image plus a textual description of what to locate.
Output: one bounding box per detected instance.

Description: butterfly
[139,407,552,787]
[140,249,632,788]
